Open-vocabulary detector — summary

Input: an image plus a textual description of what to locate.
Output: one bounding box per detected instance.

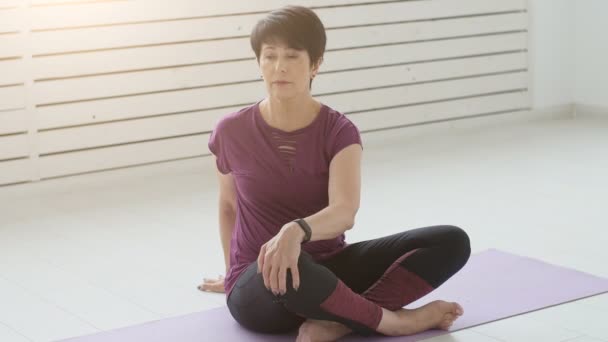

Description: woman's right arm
[217,168,237,274]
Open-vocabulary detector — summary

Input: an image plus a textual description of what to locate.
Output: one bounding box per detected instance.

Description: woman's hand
[197,274,225,293]
[258,223,305,296]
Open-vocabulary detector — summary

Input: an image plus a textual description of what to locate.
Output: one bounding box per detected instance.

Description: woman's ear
[312,57,323,76]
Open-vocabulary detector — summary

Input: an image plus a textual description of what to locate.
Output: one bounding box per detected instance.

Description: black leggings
[226,225,471,336]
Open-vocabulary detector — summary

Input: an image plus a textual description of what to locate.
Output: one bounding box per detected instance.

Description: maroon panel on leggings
[319,279,383,330]
[362,249,434,311]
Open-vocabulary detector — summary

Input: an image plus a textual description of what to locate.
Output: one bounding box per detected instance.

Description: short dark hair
[250,5,326,67]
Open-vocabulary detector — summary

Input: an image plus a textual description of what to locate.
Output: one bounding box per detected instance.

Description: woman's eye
[264,55,276,59]
[288,55,298,58]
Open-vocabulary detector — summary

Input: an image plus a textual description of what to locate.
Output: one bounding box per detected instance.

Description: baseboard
[574,103,608,118]
[529,104,576,120]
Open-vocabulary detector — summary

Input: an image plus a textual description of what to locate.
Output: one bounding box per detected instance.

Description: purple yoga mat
[58,249,608,342]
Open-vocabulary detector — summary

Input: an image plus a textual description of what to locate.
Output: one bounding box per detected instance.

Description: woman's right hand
[197,274,225,293]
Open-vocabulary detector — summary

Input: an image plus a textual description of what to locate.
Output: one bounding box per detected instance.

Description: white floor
[1,112,607,342]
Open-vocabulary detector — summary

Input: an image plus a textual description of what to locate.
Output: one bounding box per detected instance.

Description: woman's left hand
[257,223,305,296]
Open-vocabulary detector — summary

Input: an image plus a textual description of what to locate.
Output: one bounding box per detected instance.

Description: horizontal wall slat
[38,106,232,154]
[318,53,527,94]
[38,76,528,154]
[320,0,526,28]
[36,92,530,180]
[323,72,528,113]
[33,32,527,108]
[33,38,247,79]
[36,81,265,130]
[0,33,24,58]
[35,50,527,106]
[351,92,529,131]
[0,59,25,85]
[31,0,389,7]
[34,59,257,104]
[31,13,261,55]
[329,12,527,50]
[0,85,25,110]
[36,53,529,154]
[33,31,527,80]
[28,0,389,29]
[30,0,525,31]
[39,133,211,179]
[40,49,526,153]
[0,158,30,185]
[0,1,23,7]
[37,68,527,131]
[32,0,114,5]
[0,7,22,33]
[33,11,527,101]
[30,9,526,56]
[323,32,527,73]
[0,109,27,134]
[0,133,29,159]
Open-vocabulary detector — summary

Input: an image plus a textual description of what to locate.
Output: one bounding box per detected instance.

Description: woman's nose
[274,58,287,73]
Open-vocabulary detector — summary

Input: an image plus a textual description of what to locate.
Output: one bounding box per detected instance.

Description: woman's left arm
[258,144,362,295]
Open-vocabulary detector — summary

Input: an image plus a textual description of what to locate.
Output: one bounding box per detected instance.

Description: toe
[453,303,464,315]
[439,321,452,330]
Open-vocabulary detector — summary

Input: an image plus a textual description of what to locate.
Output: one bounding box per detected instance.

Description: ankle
[377,308,411,336]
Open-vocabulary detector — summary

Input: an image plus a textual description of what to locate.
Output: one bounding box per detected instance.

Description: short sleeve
[208,120,232,174]
[328,117,363,160]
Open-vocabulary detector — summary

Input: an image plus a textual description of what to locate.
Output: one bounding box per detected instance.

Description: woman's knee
[279,252,338,307]
[441,225,471,262]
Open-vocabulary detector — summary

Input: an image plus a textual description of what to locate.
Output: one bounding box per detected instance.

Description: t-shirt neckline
[254,99,327,135]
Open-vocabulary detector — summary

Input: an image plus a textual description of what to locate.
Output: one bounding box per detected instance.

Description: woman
[199,5,471,341]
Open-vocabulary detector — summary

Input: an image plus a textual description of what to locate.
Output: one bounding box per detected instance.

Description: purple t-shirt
[208,100,363,298]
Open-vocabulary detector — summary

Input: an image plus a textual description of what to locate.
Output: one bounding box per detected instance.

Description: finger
[257,245,265,275]
[269,260,280,294]
[211,284,224,293]
[201,285,215,293]
[199,283,223,293]
[291,262,300,291]
[204,276,223,282]
[202,279,216,285]
[263,254,272,290]
[278,266,287,295]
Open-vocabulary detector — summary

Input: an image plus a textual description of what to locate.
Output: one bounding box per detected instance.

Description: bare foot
[296,319,352,342]
[383,300,463,336]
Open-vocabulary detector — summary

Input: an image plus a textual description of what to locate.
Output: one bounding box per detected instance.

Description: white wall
[531,0,608,110]
[0,0,530,187]
[530,0,574,108]
[573,0,608,108]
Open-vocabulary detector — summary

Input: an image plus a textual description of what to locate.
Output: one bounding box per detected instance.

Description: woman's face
[258,40,321,101]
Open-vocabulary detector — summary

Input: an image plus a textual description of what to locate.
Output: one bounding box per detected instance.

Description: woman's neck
[260,96,321,132]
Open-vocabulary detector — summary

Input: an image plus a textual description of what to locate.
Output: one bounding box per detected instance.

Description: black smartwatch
[293,218,312,244]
